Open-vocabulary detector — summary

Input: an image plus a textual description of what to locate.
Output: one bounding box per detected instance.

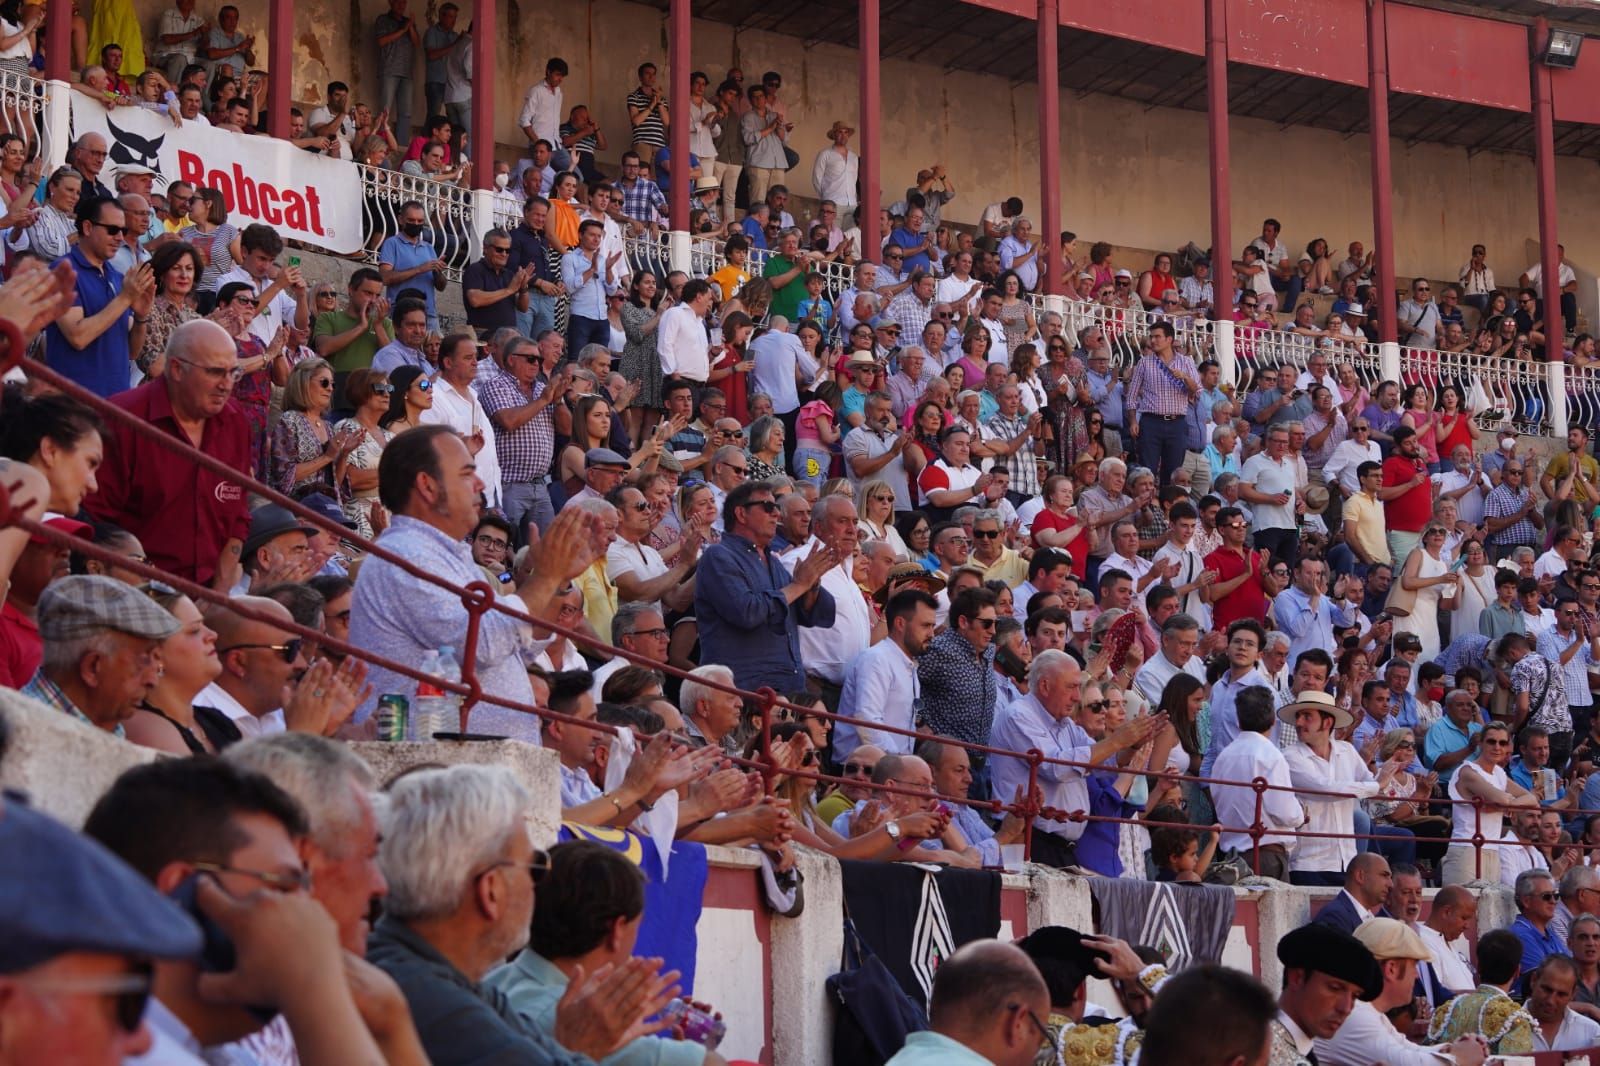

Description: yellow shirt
[574,557,617,649]
[1342,490,1390,565]
[708,264,751,301]
[1543,451,1600,506]
[980,547,1029,587]
[163,214,191,234]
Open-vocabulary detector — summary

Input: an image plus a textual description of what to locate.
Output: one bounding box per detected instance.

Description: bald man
[1311,854,1392,937]
[1418,884,1479,1001]
[885,940,1050,1066]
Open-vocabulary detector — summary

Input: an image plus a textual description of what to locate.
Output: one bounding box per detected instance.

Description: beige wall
[107,0,1600,284]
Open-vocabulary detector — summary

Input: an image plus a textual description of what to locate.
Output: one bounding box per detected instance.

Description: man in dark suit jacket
[1310,854,1392,936]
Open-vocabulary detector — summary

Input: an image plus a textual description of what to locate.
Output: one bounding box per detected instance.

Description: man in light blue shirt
[1275,557,1338,666]
[560,218,617,360]
[1201,619,1272,777]
[378,201,446,329]
[883,940,1050,1066]
[918,738,1027,867]
[1422,689,1482,787]
[1082,342,1124,436]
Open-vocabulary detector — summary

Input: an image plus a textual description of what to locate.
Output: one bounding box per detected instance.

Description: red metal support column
[469,0,495,190]
[1205,0,1230,299]
[266,0,293,138]
[1036,0,1061,297]
[859,0,881,259]
[1532,18,1562,363]
[44,0,69,82]
[1367,0,1397,345]
[668,0,692,229]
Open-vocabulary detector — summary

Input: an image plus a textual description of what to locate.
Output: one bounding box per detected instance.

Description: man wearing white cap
[1284,690,1406,887]
[1316,917,1489,1066]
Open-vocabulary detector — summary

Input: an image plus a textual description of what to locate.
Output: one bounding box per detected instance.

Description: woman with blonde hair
[333,368,395,538]
[270,357,359,499]
[856,478,909,558]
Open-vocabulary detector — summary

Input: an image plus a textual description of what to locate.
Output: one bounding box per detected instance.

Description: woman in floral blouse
[270,357,359,500]
[138,241,201,379]
[210,280,289,480]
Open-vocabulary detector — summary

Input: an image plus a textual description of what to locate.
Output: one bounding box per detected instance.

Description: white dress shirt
[196,681,284,739]
[781,539,872,687]
[1496,829,1549,889]
[1534,1009,1600,1051]
[1153,540,1212,629]
[835,634,920,759]
[420,376,502,508]
[1213,731,1304,853]
[1132,650,1206,706]
[1416,922,1476,995]
[1315,1000,1453,1066]
[656,303,710,382]
[1284,740,1379,874]
[1434,468,1492,525]
[811,146,860,208]
[517,80,562,145]
[1102,550,1155,601]
[990,693,1093,841]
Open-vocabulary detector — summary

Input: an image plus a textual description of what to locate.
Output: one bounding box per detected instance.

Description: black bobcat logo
[106,116,165,181]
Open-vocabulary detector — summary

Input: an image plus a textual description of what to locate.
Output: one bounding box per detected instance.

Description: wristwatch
[885,819,902,842]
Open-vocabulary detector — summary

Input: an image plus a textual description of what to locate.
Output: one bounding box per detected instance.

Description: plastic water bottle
[413,648,443,742]
[433,646,462,736]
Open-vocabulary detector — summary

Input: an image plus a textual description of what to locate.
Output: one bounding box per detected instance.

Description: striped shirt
[1125,353,1198,419]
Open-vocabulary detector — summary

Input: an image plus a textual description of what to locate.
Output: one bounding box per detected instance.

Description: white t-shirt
[1241,452,1297,530]
[607,539,669,609]
[305,106,354,161]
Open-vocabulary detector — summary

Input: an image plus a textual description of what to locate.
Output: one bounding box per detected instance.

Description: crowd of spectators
[11,22,1600,1066]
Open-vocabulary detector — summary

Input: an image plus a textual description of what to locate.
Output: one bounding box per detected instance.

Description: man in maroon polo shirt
[85,319,252,586]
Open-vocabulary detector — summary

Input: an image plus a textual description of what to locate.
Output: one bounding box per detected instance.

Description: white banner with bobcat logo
[70,96,364,254]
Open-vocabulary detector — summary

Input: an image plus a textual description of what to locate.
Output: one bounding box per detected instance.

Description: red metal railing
[0,325,1520,875]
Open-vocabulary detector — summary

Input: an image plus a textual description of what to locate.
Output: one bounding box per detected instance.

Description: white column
[43,81,69,173]
[1213,318,1237,388]
[669,229,693,276]
[1548,359,1569,439]
[1378,341,1402,387]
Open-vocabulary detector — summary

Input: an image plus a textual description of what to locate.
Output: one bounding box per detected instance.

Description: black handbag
[826,916,928,1065]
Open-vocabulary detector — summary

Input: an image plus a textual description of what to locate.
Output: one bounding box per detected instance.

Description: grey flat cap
[37,575,181,643]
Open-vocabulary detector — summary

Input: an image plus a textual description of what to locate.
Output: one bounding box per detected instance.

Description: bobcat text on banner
[70,96,365,255]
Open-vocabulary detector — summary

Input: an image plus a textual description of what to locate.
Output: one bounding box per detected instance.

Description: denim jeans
[380,74,413,143]
[1135,412,1187,488]
[425,81,445,122]
[519,293,556,341]
[566,315,610,359]
[502,480,554,542]
[792,446,831,487]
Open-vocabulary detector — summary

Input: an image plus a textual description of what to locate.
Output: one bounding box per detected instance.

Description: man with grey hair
[680,662,743,754]
[1513,868,1565,982]
[707,444,749,530]
[1555,865,1600,946]
[992,649,1164,868]
[110,192,155,273]
[1077,456,1142,590]
[20,574,177,736]
[225,733,386,956]
[69,131,113,198]
[1133,612,1207,704]
[782,492,872,704]
[590,601,671,695]
[369,764,675,1063]
[464,226,534,336]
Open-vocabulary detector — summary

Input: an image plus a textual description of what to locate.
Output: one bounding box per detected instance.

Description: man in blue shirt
[885,204,937,276]
[695,480,837,692]
[1274,556,1339,667]
[559,219,618,361]
[378,200,448,329]
[1511,869,1566,991]
[45,195,154,397]
[1422,688,1485,787]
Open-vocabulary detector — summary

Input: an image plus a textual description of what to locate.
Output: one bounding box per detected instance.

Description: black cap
[1016,925,1109,1002]
[1276,924,1383,1001]
[0,797,201,973]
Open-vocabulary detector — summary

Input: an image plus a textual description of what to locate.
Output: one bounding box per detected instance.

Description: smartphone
[288,255,301,267]
[169,875,278,1023]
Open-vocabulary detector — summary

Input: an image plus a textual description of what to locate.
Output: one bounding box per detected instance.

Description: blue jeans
[1136,412,1187,488]
[792,446,830,488]
[1355,807,1418,865]
[519,293,556,342]
[380,74,413,142]
[425,81,445,122]
[502,480,554,542]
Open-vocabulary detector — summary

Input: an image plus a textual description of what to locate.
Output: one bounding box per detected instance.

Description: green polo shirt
[312,309,391,374]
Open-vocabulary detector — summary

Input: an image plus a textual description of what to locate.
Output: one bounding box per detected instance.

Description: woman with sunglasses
[1365,729,1449,868]
[138,241,202,379]
[331,368,395,539]
[180,188,242,300]
[125,584,236,755]
[379,364,434,432]
[952,324,991,393]
[271,356,358,500]
[856,477,909,558]
[1444,717,1534,885]
[209,280,287,480]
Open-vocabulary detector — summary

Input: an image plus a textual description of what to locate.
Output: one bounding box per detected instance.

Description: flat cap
[1354,917,1432,962]
[37,575,180,643]
[585,447,629,468]
[242,503,317,558]
[1277,924,1383,1001]
[0,797,200,973]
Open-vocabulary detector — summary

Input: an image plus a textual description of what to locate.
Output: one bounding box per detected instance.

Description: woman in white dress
[1450,538,1496,644]
[1392,524,1460,663]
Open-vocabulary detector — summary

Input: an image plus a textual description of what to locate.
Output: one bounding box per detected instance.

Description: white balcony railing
[352,162,477,283]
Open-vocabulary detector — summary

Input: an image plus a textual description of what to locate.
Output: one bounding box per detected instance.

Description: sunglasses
[415,377,433,391]
[747,499,780,513]
[973,529,1000,539]
[843,761,874,776]
[1083,700,1108,713]
[972,617,996,629]
[18,964,151,1033]
[218,638,303,663]
[371,383,394,394]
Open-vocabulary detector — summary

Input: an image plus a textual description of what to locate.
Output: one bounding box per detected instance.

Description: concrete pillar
[669,229,693,277]
[1036,0,1061,297]
[0,690,160,827]
[266,0,293,138]
[1214,318,1238,388]
[350,739,563,846]
[768,846,844,1066]
[1379,341,1402,386]
[1549,359,1569,438]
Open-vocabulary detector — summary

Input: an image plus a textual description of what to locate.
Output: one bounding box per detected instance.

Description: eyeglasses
[1241,301,1258,309]
[1353,425,1370,432]
[371,383,394,394]
[171,357,244,382]
[487,244,510,253]
[1482,738,1511,746]
[190,860,312,893]
[1530,891,1561,903]
[971,617,996,629]
[315,290,338,299]
[630,626,669,639]
[474,534,509,550]
[481,849,552,885]
[872,494,895,503]
[16,965,151,1033]
[313,377,333,388]
[746,499,781,514]
[88,220,126,236]
[722,463,749,475]
[137,579,179,599]
[973,529,1000,539]
[218,638,303,663]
